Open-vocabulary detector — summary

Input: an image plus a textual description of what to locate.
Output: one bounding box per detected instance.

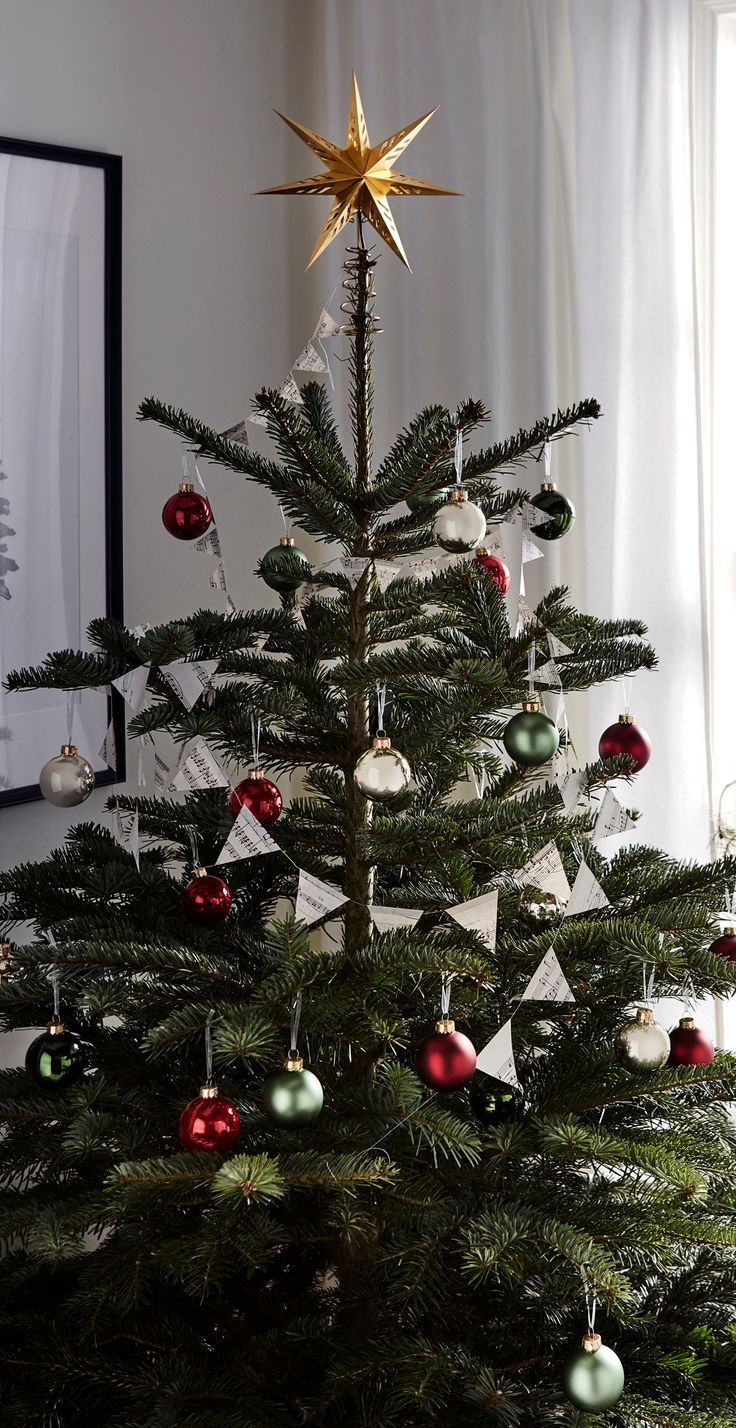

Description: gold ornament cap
[285,1052,304,1072]
[723,926,736,937]
[618,712,635,725]
[372,734,392,751]
[178,480,195,494]
[582,1333,602,1354]
[450,487,469,505]
[60,743,78,758]
[279,534,295,548]
[475,545,489,556]
[47,1017,66,1036]
[679,1016,695,1030]
[250,766,263,778]
[540,481,557,492]
[192,866,209,880]
[435,1016,456,1035]
[522,697,541,714]
[635,1007,654,1026]
[199,1082,219,1099]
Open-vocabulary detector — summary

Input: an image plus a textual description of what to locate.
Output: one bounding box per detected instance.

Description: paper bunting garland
[112,665,150,714]
[295,870,348,926]
[558,768,585,815]
[217,803,280,864]
[447,889,498,953]
[169,739,230,792]
[547,632,573,659]
[476,1020,520,1089]
[594,789,634,840]
[564,862,610,918]
[160,659,220,710]
[520,947,575,1003]
[370,905,424,932]
[98,720,117,772]
[517,841,571,902]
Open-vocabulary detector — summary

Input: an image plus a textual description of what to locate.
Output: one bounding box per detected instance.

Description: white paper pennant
[293,341,327,373]
[447,889,498,953]
[225,594,237,618]
[194,525,222,557]
[521,947,575,1002]
[547,632,573,659]
[340,556,370,585]
[111,806,135,851]
[476,1019,520,1088]
[170,739,230,792]
[594,789,635,840]
[521,500,555,532]
[516,596,535,635]
[534,658,562,689]
[558,768,585,815]
[209,563,228,591]
[370,905,424,933]
[112,665,150,714]
[278,374,304,406]
[161,659,220,710]
[220,419,249,446]
[314,308,341,339]
[373,559,401,593]
[521,532,544,564]
[295,870,348,926]
[129,811,140,871]
[98,720,117,772]
[153,750,173,792]
[248,410,269,428]
[517,841,571,901]
[564,861,610,917]
[216,802,280,864]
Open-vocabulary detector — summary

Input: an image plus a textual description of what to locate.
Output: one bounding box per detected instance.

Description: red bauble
[598,714,651,772]
[178,1085,240,1152]
[416,1018,477,1092]
[162,483,212,541]
[710,929,736,963]
[182,869,232,926]
[667,1017,714,1067]
[229,768,283,827]
[474,548,511,595]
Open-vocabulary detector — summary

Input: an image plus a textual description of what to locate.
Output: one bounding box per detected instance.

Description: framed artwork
[0,137,123,808]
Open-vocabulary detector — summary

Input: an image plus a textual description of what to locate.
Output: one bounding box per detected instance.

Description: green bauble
[530,484,575,540]
[262,1058,323,1126]
[562,1335,624,1413]
[25,1020,86,1089]
[406,486,450,515]
[469,1072,523,1127]
[259,537,310,592]
[503,702,559,767]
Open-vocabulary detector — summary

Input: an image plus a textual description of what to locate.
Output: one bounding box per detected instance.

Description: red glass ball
[667,1019,714,1067]
[162,487,212,541]
[229,774,283,827]
[598,717,651,772]
[416,1024,477,1092]
[710,932,736,963]
[178,1090,240,1152]
[181,872,232,927]
[474,549,511,595]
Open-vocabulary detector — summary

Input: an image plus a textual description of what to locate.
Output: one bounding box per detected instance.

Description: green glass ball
[562,1338,624,1413]
[262,1064,323,1126]
[530,485,575,540]
[259,540,310,592]
[406,486,450,515]
[503,707,559,767]
[469,1072,523,1127]
[25,1022,86,1089]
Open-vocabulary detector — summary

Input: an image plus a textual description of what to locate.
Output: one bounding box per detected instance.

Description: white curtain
[283,0,708,860]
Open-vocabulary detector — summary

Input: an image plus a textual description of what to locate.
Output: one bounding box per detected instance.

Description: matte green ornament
[262,1054,323,1126]
[25,1019,86,1089]
[406,486,450,515]
[503,698,559,767]
[562,1333,624,1413]
[530,482,575,540]
[259,535,310,592]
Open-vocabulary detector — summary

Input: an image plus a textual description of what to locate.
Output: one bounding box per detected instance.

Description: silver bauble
[433,488,487,553]
[39,743,95,807]
[354,735,411,803]
[518,884,567,930]
[615,1006,670,1070]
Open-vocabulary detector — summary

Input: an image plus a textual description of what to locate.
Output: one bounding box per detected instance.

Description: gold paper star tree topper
[257,72,458,270]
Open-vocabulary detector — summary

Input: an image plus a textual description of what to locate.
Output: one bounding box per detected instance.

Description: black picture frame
[0,136,124,809]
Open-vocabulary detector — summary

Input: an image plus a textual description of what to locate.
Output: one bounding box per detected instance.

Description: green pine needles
[2,231,736,1428]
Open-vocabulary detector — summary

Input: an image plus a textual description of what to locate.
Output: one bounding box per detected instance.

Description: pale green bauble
[262,1061,323,1127]
[503,703,559,768]
[562,1335,624,1413]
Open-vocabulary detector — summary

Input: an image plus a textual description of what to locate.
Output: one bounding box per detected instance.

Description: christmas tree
[3,76,736,1428]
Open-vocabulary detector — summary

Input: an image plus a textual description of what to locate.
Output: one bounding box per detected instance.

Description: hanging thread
[454,427,463,488]
[251,711,261,768]
[543,439,552,482]
[290,991,303,1055]
[376,683,388,735]
[48,967,61,1022]
[621,675,631,716]
[204,1008,215,1084]
[440,971,453,1017]
[580,1266,597,1334]
[527,640,536,698]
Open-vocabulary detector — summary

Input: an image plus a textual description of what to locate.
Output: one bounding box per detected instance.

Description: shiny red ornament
[474,547,511,595]
[416,1017,477,1092]
[598,713,651,772]
[710,929,736,963]
[229,768,283,827]
[178,1084,240,1152]
[162,482,212,541]
[667,1016,714,1067]
[182,868,232,926]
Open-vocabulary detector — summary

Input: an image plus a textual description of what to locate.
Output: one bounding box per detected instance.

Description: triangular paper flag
[98,720,117,772]
[557,768,585,815]
[314,308,341,339]
[447,889,498,953]
[564,862,610,918]
[194,526,222,557]
[209,563,228,591]
[278,374,304,406]
[517,841,571,901]
[594,789,634,840]
[112,665,150,714]
[295,870,348,926]
[476,1019,520,1088]
[111,806,135,851]
[534,658,561,689]
[161,659,220,710]
[293,341,327,373]
[169,739,230,791]
[129,810,140,871]
[219,419,249,445]
[248,410,269,427]
[521,500,554,532]
[153,750,174,792]
[547,632,573,659]
[520,947,575,1002]
[340,556,370,585]
[373,559,400,592]
[521,533,544,564]
[217,802,280,864]
[370,905,424,933]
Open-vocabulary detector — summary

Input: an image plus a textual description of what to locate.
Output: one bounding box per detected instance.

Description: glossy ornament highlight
[25,1019,86,1089]
[39,744,95,808]
[503,699,559,768]
[162,481,212,541]
[416,1017,477,1093]
[474,547,510,594]
[433,488,486,553]
[262,1053,324,1127]
[229,769,283,827]
[406,486,450,515]
[259,535,310,592]
[562,1334,624,1413]
[354,735,411,803]
[667,1016,714,1067]
[598,713,651,773]
[181,869,232,927]
[615,1006,670,1071]
[530,482,575,540]
[710,927,736,963]
[178,1083,240,1153]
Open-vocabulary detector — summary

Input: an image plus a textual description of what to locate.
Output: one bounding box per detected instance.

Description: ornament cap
[192,866,209,880]
[618,712,635,725]
[450,487,469,505]
[250,765,263,778]
[540,481,557,492]
[279,534,295,547]
[372,734,392,751]
[199,1082,219,1099]
[723,926,736,936]
[47,1017,66,1036]
[285,1052,304,1072]
[521,697,540,714]
[178,480,195,494]
[636,1006,654,1026]
[680,1016,695,1030]
[60,743,78,758]
[582,1332,603,1354]
[475,545,489,556]
[435,1016,456,1035]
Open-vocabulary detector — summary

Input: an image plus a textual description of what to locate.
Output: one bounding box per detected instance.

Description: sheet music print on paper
[564,861,610,918]
[112,665,150,714]
[169,739,230,792]
[447,890,498,953]
[520,947,575,1003]
[160,660,220,710]
[558,768,585,815]
[476,1020,520,1089]
[295,870,348,927]
[517,841,571,901]
[217,803,280,865]
[594,789,635,840]
[369,905,424,933]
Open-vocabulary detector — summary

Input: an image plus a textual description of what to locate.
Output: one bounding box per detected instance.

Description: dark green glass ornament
[259,536,310,592]
[562,1334,624,1412]
[406,486,450,515]
[470,1071,522,1127]
[25,1019,86,1089]
[262,1054,323,1126]
[503,699,559,767]
[530,483,575,540]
